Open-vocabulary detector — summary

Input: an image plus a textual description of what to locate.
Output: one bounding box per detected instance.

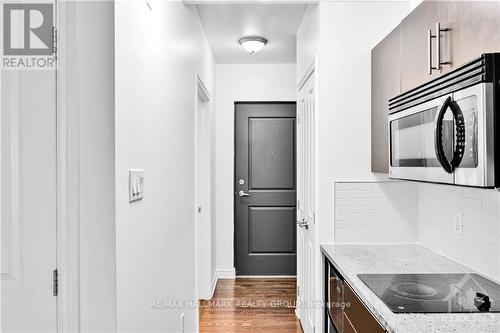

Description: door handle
[297,219,309,229]
[238,190,251,197]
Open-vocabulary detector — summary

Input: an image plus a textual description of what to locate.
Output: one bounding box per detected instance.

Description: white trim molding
[195,74,213,304]
[216,268,236,279]
[197,75,211,102]
[56,1,81,331]
[235,275,297,278]
[297,59,316,91]
[207,268,236,300]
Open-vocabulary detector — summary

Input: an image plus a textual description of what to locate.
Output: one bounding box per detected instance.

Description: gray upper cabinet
[371,0,500,174]
[401,0,500,92]
[440,1,500,72]
[400,0,440,92]
[371,26,401,174]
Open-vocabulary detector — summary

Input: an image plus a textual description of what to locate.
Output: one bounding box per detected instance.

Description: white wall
[214,64,296,275]
[115,2,215,332]
[296,2,411,331]
[296,4,319,84]
[317,1,410,244]
[76,2,117,331]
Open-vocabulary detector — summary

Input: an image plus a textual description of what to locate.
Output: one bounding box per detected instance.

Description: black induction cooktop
[357,273,500,313]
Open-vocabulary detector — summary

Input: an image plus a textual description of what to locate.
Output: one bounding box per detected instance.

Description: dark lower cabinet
[326,261,343,332]
[325,259,386,333]
[342,312,356,333]
[343,283,385,333]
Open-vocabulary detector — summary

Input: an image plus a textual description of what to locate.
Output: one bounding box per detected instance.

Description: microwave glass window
[455,95,478,168]
[391,107,454,167]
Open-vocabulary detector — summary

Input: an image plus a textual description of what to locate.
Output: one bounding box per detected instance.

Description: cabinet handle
[428,29,436,75]
[429,22,449,75]
[435,22,441,72]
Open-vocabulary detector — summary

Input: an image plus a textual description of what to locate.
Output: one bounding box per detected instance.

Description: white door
[1,68,58,330]
[195,85,212,299]
[296,70,316,333]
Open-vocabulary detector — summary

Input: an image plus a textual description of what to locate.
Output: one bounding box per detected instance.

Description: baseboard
[236,275,297,278]
[208,268,236,299]
[216,268,236,279]
[210,272,218,299]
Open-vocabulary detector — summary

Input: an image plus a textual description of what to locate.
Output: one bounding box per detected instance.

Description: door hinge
[52,26,58,56]
[52,269,58,296]
[198,206,202,213]
[297,285,300,296]
[297,200,300,210]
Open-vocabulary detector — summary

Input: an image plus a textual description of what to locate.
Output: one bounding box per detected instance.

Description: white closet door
[296,68,316,333]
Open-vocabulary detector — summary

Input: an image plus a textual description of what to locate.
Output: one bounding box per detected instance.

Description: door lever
[238,190,251,197]
[297,218,309,229]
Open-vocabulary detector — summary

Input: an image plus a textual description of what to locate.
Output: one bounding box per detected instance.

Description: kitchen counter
[321,244,500,333]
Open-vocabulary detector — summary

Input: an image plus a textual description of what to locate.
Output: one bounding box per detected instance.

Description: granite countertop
[321,244,500,333]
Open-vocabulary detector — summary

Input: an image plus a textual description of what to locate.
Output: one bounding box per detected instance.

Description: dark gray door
[234,102,296,276]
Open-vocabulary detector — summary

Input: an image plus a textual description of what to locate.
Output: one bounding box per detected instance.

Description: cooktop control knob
[474,293,491,312]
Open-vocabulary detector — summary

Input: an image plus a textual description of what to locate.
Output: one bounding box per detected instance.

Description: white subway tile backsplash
[355,183,374,191]
[417,183,500,281]
[334,181,417,244]
[334,181,500,281]
[488,191,500,202]
[463,188,491,201]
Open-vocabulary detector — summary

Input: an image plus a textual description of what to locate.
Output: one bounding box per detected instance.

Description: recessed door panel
[249,118,296,190]
[1,66,57,331]
[249,207,296,254]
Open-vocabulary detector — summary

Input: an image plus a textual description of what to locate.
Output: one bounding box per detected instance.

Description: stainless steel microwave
[388,54,500,188]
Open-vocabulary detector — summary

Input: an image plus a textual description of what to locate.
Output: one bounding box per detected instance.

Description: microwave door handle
[435,97,454,173]
[434,96,466,174]
[450,100,466,169]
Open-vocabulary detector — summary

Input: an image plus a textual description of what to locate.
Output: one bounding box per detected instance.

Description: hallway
[199,278,303,333]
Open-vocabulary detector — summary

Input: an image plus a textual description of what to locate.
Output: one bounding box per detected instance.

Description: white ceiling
[196,4,307,64]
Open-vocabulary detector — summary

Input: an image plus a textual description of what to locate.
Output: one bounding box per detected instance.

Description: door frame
[194,75,212,301]
[232,101,298,277]
[56,2,82,331]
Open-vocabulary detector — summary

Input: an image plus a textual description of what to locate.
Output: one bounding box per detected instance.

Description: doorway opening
[195,76,213,300]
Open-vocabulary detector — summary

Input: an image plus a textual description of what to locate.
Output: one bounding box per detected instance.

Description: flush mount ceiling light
[238,36,267,55]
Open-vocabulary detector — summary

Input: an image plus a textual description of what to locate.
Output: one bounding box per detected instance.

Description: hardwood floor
[199,277,303,333]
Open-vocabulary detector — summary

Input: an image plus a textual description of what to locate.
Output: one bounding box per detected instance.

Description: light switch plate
[129,169,144,203]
